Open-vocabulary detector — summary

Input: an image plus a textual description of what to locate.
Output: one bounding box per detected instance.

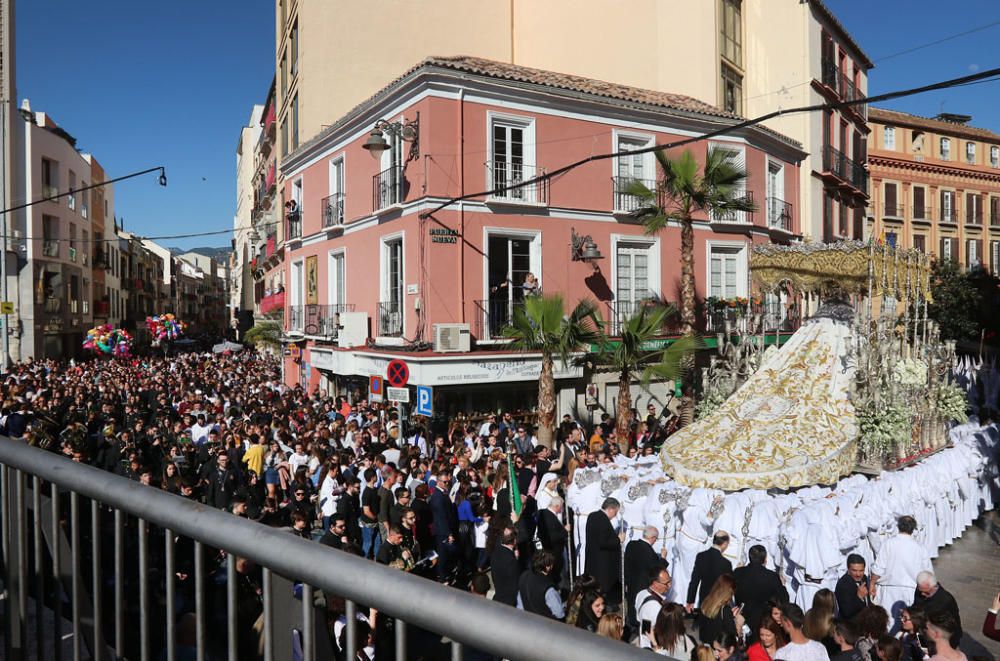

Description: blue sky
[826,1,1000,118]
[17,1,273,250]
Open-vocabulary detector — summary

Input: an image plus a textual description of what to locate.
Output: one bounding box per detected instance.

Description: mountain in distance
[169,246,232,259]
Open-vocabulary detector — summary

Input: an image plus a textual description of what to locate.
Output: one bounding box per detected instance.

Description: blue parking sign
[416,385,433,416]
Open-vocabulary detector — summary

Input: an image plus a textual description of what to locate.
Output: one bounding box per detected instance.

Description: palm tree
[626,147,756,335]
[503,294,604,447]
[243,320,282,349]
[598,302,700,448]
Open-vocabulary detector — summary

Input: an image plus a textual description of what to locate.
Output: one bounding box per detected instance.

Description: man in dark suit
[585,497,624,609]
[429,470,458,581]
[912,571,962,639]
[624,526,669,630]
[734,545,788,634]
[536,496,569,582]
[202,451,238,510]
[686,530,733,612]
[834,554,870,621]
[490,527,520,607]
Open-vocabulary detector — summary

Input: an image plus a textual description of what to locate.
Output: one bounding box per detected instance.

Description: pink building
[279,56,804,416]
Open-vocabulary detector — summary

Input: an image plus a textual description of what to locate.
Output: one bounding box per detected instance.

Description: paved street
[935,510,1000,660]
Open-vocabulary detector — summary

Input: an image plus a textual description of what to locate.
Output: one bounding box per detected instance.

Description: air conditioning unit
[433,323,471,353]
[337,311,369,348]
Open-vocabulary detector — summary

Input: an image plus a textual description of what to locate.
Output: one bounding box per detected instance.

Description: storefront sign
[387,386,409,403]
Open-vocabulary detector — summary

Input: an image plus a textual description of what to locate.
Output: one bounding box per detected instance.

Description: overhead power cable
[418,66,1000,220]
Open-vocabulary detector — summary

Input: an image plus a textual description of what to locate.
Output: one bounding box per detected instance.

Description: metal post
[194,541,205,661]
[302,583,314,661]
[32,476,44,659]
[451,640,464,661]
[51,483,62,661]
[262,567,273,661]
[394,617,407,660]
[138,517,149,661]
[16,469,28,650]
[226,553,236,661]
[70,491,81,661]
[113,509,123,655]
[344,599,357,661]
[91,499,103,661]
[165,528,175,661]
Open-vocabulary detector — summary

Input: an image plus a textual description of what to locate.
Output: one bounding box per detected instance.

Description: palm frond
[641,334,703,387]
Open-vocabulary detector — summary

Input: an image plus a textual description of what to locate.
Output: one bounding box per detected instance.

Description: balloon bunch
[82,324,132,357]
[146,314,186,346]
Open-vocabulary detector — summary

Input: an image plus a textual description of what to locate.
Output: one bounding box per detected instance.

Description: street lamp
[571,228,604,271]
[362,114,420,161]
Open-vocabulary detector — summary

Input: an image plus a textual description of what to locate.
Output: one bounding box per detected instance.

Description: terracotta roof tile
[423,55,741,121]
[869,107,1000,143]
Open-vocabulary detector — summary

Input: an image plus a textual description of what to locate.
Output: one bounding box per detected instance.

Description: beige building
[867,108,1000,272]
[274,0,871,242]
[232,104,263,320]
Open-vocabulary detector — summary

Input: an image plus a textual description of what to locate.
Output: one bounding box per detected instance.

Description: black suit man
[733,545,788,633]
[585,497,624,608]
[429,471,458,580]
[624,527,669,628]
[686,531,733,612]
[490,528,521,607]
[537,497,569,580]
[834,554,871,621]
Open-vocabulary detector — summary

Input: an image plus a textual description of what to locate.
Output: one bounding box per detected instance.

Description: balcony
[912,206,932,224]
[377,300,403,337]
[965,210,983,227]
[883,203,905,219]
[260,290,285,315]
[486,161,548,206]
[42,240,60,257]
[940,207,958,225]
[290,303,356,338]
[322,192,344,227]
[766,197,792,231]
[709,190,754,224]
[81,203,89,220]
[94,300,110,316]
[68,246,77,262]
[992,211,1000,227]
[822,146,868,195]
[68,193,76,211]
[475,299,525,341]
[372,166,404,212]
[612,177,656,214]
[821,59,867,119]
[42,184,59,200]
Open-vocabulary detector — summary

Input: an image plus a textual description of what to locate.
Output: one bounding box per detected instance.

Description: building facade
[232,103,263,336]
[11,103,96,359]
[273,0,870,245]
[250,82,284,327]
[277,57,803,413]
[867,108,1000,271]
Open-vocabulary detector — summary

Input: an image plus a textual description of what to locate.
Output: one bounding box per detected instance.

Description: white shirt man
[775,603,830,661]
[634,568,672,649]
[871,515,933,631]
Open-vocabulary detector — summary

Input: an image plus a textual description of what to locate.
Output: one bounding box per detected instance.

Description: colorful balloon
[146,314,186,346]
[82,324,132,357]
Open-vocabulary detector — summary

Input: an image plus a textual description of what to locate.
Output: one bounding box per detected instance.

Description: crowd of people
[1,351,997,660]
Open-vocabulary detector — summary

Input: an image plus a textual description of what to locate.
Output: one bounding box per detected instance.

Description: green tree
[626,147,756,335]
[243,320,282,349]
[503,294,604,447]
[928,260,999,343]
[595,302,700,447]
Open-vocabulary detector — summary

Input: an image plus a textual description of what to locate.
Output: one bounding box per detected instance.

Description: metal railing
[883,203,904,218]
[940,206,958,224]
[377,300,403,337]
[474,298,524,341]
[289,303,355,337]
[286,210,302,240]
[0,440,648,661]
[709,190,754,224]
[487,160,548,205]
[612,176,655,213]
[322,192,344,227]
[372,165,404,212]
[966,209,983,226]
[766,196,792,231]
[913,206,931,222]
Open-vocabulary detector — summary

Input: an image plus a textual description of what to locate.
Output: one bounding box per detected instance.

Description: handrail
[0,439,652,660]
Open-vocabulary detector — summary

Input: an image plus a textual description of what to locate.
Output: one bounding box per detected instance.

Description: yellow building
[868,108,1000,273]
[273,0,871,242]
